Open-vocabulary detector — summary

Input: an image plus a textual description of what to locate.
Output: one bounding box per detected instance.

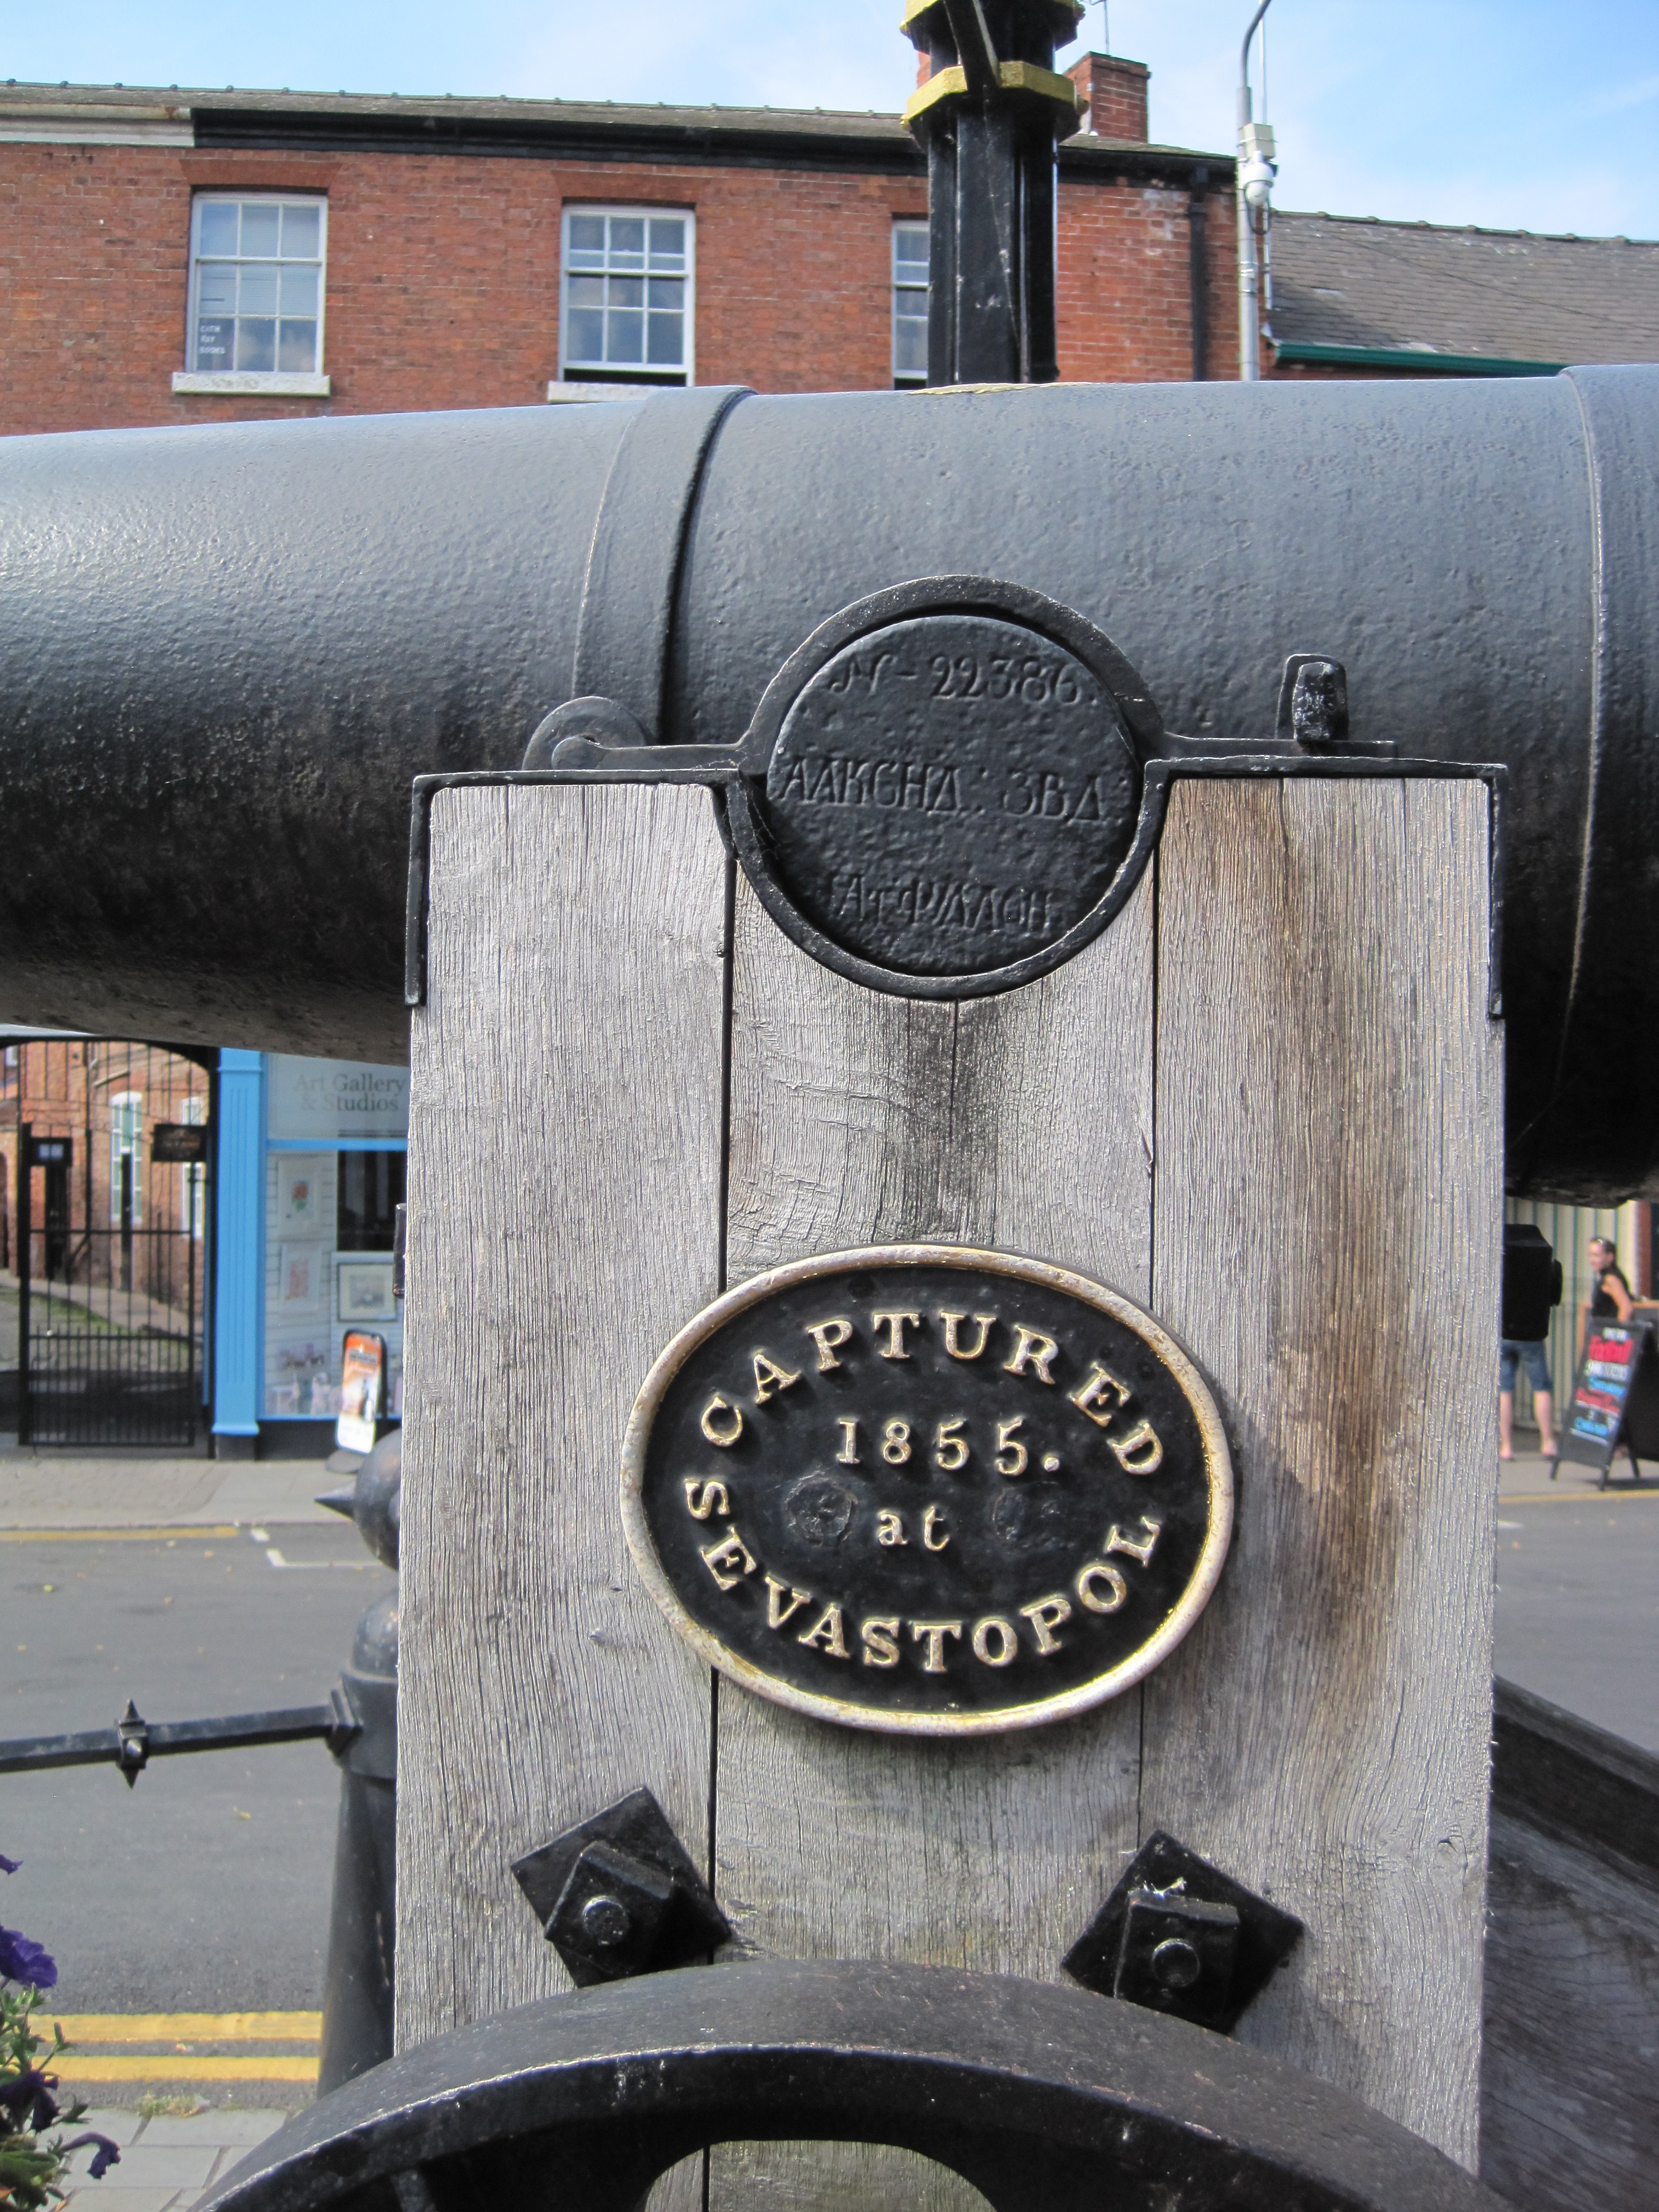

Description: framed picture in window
[336,1255,398,1324]
[269,1336,328,1419]
[277,1242,323,1314]
[278,1153,328,1228]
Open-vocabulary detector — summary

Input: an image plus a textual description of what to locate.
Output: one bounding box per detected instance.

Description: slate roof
[0,79,1227,184]
[1270,210,1659,366]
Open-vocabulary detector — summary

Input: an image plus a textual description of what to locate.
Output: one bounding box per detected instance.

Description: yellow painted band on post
[0,1526,241,1543]
[51,2013,321,2042]
[903,61,1084,126]
[52,2053,320,2082]
[903,65,968,122]
[997,60,1085,109]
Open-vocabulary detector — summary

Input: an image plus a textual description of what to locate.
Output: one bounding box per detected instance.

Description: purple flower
[0,2064,60,2131]
[0,1852,19,1874]
[60,2131,122,2179]
[0,1923,58,1989]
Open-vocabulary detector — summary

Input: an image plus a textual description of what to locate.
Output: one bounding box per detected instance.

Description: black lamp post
[902,0,1086,385]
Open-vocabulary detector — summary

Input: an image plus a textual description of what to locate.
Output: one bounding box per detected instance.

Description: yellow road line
[0,1526,240,1543]
[53,2054,318,2083]
[52,2012,321,2042]
[1502,1489,1659,1505]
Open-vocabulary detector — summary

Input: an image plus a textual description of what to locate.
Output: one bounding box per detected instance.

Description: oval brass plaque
[622,1246,1233,1737]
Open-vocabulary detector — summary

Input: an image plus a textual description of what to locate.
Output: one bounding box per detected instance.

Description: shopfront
[213,1050,406,1456]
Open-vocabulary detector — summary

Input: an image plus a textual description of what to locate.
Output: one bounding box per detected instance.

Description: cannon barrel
[2,367,1655,1199]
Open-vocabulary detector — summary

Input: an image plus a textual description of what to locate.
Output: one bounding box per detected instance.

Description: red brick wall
[1205,183,1242,381]
[0,142,931,433]
[1058,174,1235,383]
[0,136,1239,435]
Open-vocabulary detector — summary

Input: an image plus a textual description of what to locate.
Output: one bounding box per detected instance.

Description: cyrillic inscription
[757,610,1142,980]
[623,1246,1233,1737]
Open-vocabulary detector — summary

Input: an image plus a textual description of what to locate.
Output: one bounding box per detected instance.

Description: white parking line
[261,1546,375,1571]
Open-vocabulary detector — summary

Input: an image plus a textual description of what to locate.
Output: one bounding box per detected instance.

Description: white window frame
[893,219,930,386]
[110,1091,143,1228]
[173,192,331,397]
[179,1094,207,1242]
[558,205,695,389]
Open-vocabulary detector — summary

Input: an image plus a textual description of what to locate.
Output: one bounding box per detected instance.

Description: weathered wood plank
[711,865,1156,2209]
[397,783,728,2093]
[1143,779,1501,2168]
[398,774,1502,2207]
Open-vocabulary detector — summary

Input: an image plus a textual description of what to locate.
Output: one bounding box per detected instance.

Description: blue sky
[3,0,1657,241]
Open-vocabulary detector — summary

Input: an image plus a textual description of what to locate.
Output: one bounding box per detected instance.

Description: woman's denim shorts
[1500,1339,1552,1393]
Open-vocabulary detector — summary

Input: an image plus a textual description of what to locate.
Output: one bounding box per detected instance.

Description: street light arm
[1235,0,1275,381]
[1239,0,1273,125]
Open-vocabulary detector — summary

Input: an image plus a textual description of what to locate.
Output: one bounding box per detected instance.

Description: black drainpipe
[1188,164,1210,380]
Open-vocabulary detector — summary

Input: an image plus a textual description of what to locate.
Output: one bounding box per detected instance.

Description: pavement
[0,1444,341,1530]
[56,2101,288,2211]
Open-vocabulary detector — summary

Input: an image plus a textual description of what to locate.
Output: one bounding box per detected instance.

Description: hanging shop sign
[622,1245,1233,1737]
[150,1122,209,1164]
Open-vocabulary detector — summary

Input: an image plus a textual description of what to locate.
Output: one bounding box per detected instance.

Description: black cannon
[1,364,1655,1199]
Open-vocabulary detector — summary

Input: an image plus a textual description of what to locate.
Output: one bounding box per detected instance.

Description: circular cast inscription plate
[622,1246,1233,1737]
[756,612,1141,980]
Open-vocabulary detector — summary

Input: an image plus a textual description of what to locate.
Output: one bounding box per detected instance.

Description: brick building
[0,53,1236,436]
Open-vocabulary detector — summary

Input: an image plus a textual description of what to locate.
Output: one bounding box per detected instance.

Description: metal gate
[15,1042,210,1447]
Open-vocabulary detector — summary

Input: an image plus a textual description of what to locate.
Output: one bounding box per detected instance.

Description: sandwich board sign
[1553,1318,1659,1487]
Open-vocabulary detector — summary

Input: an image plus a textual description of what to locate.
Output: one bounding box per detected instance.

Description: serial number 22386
[929,652,1085,706]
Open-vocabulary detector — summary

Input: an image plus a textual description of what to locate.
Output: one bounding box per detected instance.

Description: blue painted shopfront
[212,1052,406,1455]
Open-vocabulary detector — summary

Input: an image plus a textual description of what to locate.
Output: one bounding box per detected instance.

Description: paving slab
[64,2108,149,2149]
[59,2107,297,2208]
[63,2190,183,2212]
[0,1452,338,1529]
[90,2143,219,2189]
[139,2111,286,2148]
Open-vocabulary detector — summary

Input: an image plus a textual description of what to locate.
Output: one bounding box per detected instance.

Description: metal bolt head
[1150,1936,1202,1990]
[580,1892,632,1948]
[1290,657,1349,748]
[545,1839,675,1984]
[1112,1886,1241,2028]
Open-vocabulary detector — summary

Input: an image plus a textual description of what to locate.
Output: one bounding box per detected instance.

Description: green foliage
[133,2094,198,2121]
[0,1983,76,2211]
